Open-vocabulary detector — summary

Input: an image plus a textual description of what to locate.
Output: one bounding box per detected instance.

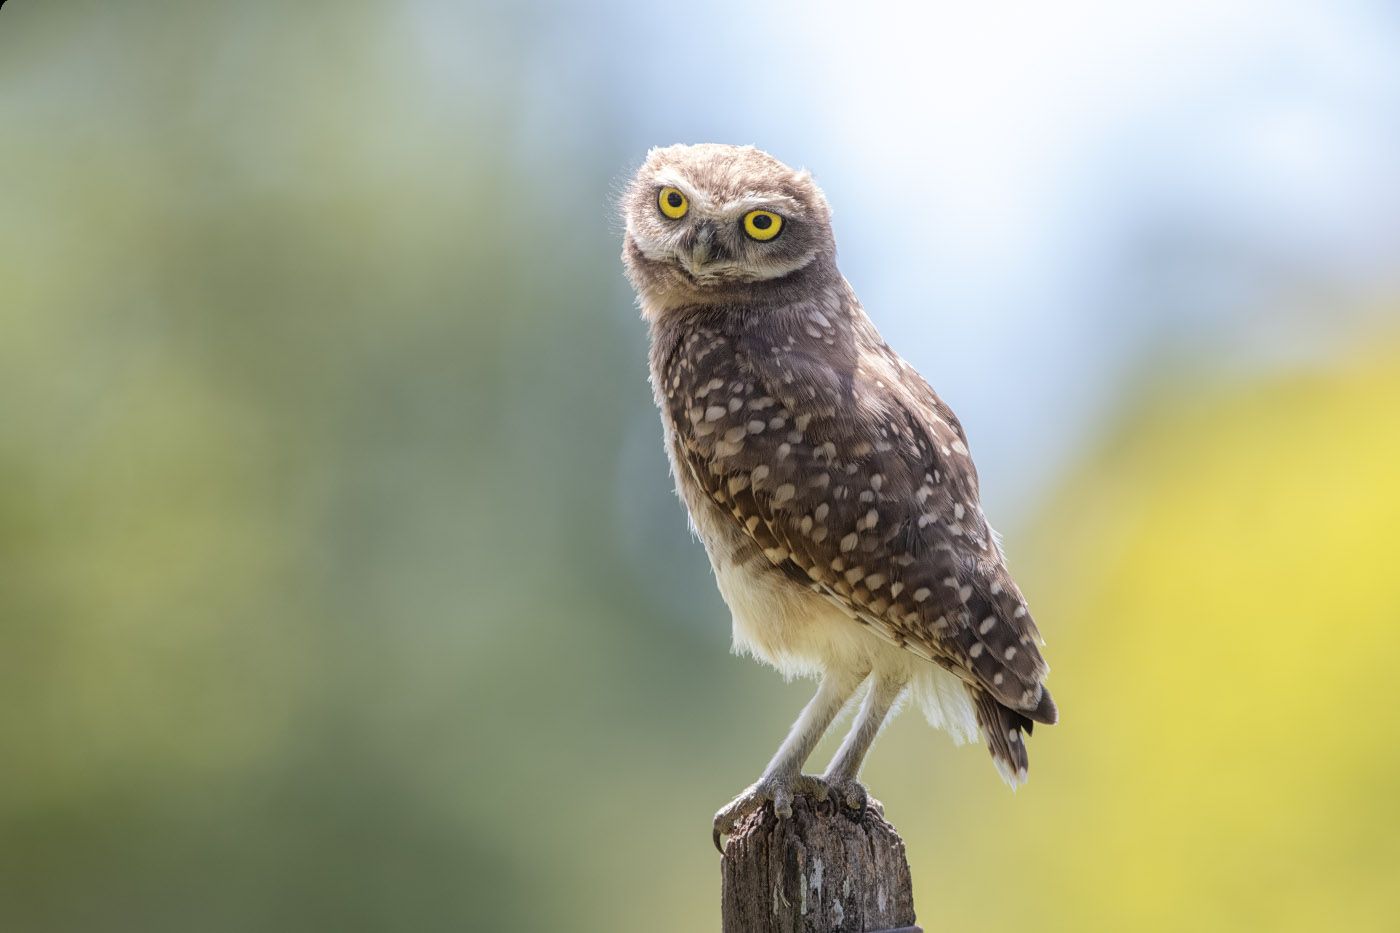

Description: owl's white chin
[675,259,753,285]
[674,254,816,287]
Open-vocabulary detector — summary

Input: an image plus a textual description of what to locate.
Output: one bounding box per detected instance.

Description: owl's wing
[661,323,1052,720]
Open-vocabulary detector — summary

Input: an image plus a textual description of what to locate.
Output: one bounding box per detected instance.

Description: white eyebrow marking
[713,193,805,220]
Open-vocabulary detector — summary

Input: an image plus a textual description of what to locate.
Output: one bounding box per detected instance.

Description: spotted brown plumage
[653,285,1056,732]
[622,143,1057,842]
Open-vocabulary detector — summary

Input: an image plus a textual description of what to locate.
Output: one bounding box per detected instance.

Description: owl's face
[621,144,835,313]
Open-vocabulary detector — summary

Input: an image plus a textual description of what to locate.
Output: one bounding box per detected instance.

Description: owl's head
[621,143,835,314]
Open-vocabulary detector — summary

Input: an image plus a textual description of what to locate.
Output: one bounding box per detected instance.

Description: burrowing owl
[620,144,1057,849]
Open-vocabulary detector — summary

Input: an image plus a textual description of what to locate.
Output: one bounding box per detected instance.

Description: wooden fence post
[719,795,922,933]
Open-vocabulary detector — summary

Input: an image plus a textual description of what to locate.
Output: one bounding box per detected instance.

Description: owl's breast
[649,311,903,675]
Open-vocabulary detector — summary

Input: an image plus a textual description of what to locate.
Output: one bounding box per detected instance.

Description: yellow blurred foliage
[889,345,1400,932]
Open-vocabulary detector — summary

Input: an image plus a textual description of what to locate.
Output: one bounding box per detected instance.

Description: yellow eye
[658,186,688,219]
[743,210,783,241]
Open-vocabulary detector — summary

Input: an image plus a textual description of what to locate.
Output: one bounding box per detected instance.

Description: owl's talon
[712,775,830,855]
[823,778,882,820]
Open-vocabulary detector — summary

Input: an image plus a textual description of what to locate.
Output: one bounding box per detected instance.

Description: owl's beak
[680,221,728,274]
[692,221,716,265]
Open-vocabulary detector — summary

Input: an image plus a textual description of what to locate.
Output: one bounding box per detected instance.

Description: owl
[620,144,1057,850]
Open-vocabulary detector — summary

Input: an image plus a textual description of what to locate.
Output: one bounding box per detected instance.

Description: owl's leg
[712,667,866,852]
[820,673,905,815]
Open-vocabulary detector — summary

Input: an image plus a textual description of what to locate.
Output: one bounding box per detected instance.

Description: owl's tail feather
[973,690,1034,788]
[1027,686,1059,725]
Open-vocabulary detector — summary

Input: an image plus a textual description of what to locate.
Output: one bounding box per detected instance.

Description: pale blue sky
[417,0,1400,513]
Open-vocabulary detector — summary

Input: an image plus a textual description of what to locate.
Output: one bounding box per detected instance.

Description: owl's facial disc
[621,144,837,310]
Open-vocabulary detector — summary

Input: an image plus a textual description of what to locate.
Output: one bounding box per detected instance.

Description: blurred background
[2,0,1398,930]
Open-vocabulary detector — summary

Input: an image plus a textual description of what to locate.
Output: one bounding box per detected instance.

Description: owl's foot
[822,777,884,821]
[712,774,829,853]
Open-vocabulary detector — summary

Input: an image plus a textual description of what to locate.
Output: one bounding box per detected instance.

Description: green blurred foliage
[2,2,1398,931]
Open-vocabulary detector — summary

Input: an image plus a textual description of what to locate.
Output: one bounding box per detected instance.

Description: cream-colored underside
[711,555,979,747]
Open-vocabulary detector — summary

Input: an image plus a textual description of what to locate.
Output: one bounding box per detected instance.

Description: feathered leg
[821,673,904,813]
